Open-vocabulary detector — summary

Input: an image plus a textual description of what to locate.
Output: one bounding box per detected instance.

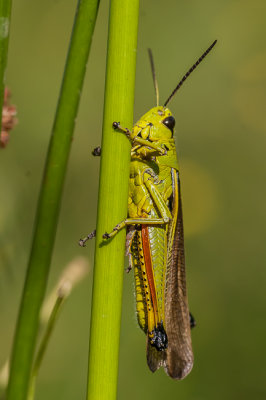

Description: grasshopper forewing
[80,40,217,379]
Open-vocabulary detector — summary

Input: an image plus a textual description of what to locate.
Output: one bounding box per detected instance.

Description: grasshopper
[81,40,216,379]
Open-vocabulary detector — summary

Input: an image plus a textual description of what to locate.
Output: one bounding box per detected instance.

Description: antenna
[164,40,217,107]
[148,48,159,107]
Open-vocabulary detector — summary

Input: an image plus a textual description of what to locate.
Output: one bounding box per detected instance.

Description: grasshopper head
[134,106,175,142]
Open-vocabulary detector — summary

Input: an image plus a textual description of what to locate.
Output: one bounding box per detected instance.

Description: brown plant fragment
[1,88,17,148]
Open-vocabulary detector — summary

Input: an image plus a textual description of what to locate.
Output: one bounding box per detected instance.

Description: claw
[79,239,87,247]
[92,146,101,156]
[79,230,96,246]
[112,121,120,129]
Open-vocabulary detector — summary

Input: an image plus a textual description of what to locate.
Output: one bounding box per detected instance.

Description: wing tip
[147,339,194,380]
[146,339,166,373]
[164,358,194,380]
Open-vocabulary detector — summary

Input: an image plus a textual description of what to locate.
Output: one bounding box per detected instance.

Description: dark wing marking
[164,169,193,379]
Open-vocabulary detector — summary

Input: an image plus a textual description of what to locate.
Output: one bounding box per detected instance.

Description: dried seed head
[1,88,18,148]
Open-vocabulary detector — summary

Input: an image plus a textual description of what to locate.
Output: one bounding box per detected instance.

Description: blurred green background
[1,0,266,399]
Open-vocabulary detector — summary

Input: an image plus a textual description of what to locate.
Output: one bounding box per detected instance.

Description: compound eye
[162,116,175,133]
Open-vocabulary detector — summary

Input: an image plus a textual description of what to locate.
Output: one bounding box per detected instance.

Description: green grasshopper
[80,40,217,379]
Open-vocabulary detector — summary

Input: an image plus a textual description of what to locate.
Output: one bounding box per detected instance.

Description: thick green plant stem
[0,0,12,134]
[6,1,100,400]
[86,1,139,399]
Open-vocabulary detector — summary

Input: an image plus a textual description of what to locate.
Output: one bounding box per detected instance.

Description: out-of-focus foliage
[1,0,266,399]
